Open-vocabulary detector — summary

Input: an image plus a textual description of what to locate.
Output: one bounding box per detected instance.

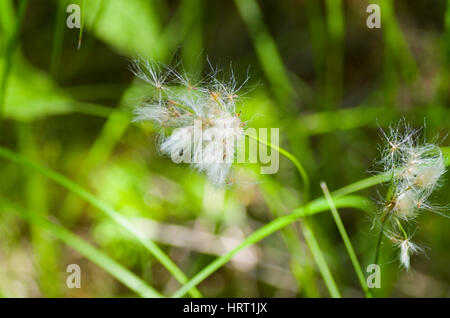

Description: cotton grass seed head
[131,59,248,186]
[375,121,447,270]
[379,122,446,220]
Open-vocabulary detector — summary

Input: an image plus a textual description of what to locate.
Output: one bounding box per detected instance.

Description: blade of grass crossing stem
[300,219,341,297]
[1,199,162,298]
[321,182,372,298]
[0,146,202,298]
[246,132,341,297]
[261,180,319,296]
[172,195,370,298]
[0,0,28,128]
[173,151,450,297]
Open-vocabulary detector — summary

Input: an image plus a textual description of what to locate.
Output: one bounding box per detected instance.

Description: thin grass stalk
[246,132,341,297]
[0,0,28,128]
[321,181,372,298]
[171,195,371,298]
[172,149,450,297]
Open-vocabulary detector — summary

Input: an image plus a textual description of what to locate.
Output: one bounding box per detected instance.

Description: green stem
[172,145,450,297]
[0,0,28,128]
[321,181,372,298]
[246,132,310,202]
[0,145,202,298]
[246,131,341,297]
[171,194,370,298]
[394,217,408,239]
[373,222,385,265]
[300,219,341,297]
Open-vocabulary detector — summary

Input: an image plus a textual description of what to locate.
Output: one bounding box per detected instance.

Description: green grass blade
[50,0,67,77]
[0,0,15,40]
[234,0,299,106]
[173,149,450,297]
[321,181,372,298]
[0,199,161,298]
[17,122,62,296]
[300,219,341,297]
[246,132,310,201]
[260,180,319,296]
[172,195,370,298]
[324,0,344,109]
[246,132,342,297]
[0,145,202,298]
[0,0,27,127]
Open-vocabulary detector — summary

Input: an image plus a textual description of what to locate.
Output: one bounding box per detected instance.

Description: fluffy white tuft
[396,239,422,271]
[131,59,247,186]
[376,121,447,270]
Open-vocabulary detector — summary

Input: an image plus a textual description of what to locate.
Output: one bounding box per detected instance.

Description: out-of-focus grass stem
[0,0,28,130]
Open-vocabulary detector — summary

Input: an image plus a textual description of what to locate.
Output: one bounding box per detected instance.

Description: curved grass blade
[1,199,162,298]
[174,148,450,297]
[0,145,202,298]
[172,195,371,298]
[246,132,341,297]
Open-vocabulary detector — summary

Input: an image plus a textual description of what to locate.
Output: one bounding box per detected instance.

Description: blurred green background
[0,0,449,297]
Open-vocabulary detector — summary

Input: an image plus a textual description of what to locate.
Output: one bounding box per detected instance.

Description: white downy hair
[377,121,447,270]
[131,59,247,186]
[380,123,446,220]
[396,238,422,271]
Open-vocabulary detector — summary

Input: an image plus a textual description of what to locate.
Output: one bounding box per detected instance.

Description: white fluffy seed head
[376,122,447,271]
[380,123,447,221]
[413,158,446,189]
[396,239,422,271]
[393,190,418,219]
[132,59,247,186]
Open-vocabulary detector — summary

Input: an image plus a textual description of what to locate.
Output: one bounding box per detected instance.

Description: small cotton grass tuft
[394,237,423,271]
[374,121,447,270]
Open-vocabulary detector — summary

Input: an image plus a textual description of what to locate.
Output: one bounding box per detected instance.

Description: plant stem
[172,195,370,298]
[169,150,449,297]
[321,181,372,298]
[246,132,341,297]
[0,0,28,129]
[373,223,385,265]
[246,132,310,202]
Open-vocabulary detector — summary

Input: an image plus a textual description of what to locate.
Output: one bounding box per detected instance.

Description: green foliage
[0,0,449,298]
